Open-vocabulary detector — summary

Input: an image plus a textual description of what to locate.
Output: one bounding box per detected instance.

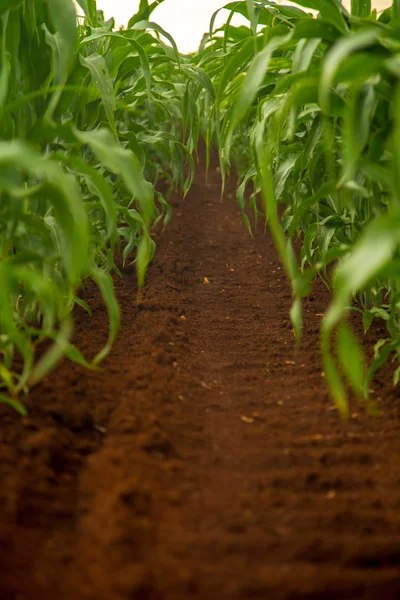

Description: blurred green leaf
[45,0,77,118]
[79,53,116,133]
[74,128,155,227]
[337,322,366,396]
[0,393,27,416]
[90,267,120,365]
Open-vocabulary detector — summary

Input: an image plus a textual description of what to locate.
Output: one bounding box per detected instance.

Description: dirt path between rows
[1,158,400,600]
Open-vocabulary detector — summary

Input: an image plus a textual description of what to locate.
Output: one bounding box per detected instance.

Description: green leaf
[366,339,398,391]
[0,12,10,108]
[79,53,116,133]
[341,83,376,183]
[247,0,257,37]
[292,38,321,73]
[80,31,153,102]
[323,213,400,332]
[45,0,77,118]
[128,0,166,27]
[224,31,292,157]
[292,17,341,42]
[241,211,253,235]
[321,331,349,418]
[0,141,89,284]
[76,0,98,26]
[290,298,302,343]
[351,0,371,17]
[394,0,400,29]
[216,37,254,103]
[319,29,380,112]
[28,319,74,387]
[180,65,215,100]
[136,233,152,289]
[57,152,117,245]
[394,365,400,386]
[337,322,366,396]
[0,393,27,416]
[131,21,180,66]
[0,0,23,11]
[90,267,120,365]
[74,128,155,227]
[289,0,348,33]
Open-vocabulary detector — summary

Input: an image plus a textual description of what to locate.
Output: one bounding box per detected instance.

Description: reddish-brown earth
[1,159,400,600]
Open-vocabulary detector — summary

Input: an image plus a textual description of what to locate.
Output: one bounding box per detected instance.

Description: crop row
[199,0,400,416]
[0,0,198,413]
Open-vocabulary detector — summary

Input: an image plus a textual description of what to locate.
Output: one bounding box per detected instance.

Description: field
[1,0,400,598]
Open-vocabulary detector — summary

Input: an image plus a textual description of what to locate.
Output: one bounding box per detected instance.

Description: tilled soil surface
[1,159,400,600]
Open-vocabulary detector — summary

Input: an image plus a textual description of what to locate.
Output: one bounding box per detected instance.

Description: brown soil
[1,158,400,600]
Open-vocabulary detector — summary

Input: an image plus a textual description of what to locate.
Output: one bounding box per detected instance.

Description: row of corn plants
[193,0,400,416]
[0,0,203,413]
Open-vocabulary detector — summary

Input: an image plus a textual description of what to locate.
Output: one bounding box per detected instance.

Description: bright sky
[95,0,249,51]
[94,0,391,53]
